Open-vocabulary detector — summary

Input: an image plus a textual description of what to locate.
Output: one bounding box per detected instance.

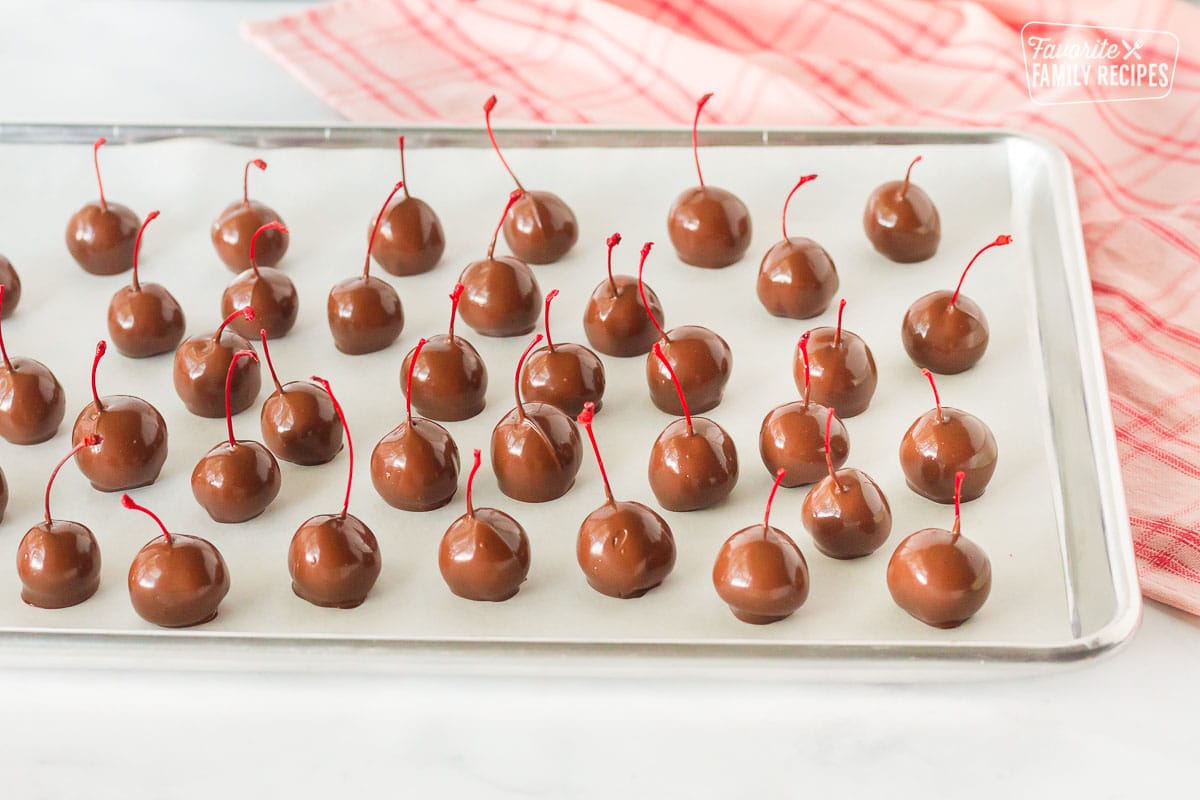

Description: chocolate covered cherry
[899,369,997,504]
[520,289,605,417]
[65,137,138,275]
[173,307,261,418]
[211,158,288,272]
[797,299,877,418]
[258,329,342,466]
[400,283,488,422]
[0,285,65,445]
[583,233,665,358]
[0,253,21,318]
[757,174,838,319]
[221,221,298,340]
[457,189,542,338]
[863,155,940,263]
[370,135,445,276]
[107,210,186,358]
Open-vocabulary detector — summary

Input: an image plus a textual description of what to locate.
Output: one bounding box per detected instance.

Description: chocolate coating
[0,255,21,318]
[646,326,732,415]
[400,334,488,422]
[648,417,739,512]
[17,520,101,609]
[887,528,991,628]
[457,256,542,338]
[327,275,404,355]
[583,275,664,357]
[66,201,138,275]
[0,357,66,445]
[502,190,578,265]
[520,343,605,417]
[756,237,839,319]
[798,326,877,418]
[211,200,288,272]
[801,468,892,559]
[712,525,809,624]
[577,500,675,599]
[901,291,988,374]
[491,403,583,503]
[107,284,186,358]
[173,331,261,418]
[863,180,940,263]
[128,534,230,627]
[0,468,7,523]
[222,268,298,340]
[439,508,531,601]
[260,381,343,466]
[899,407,997,503]
[758,401,848,487]
[370,195,446,276]
[191,441,281,523]
[72,395,168,492]
[289,513,382,608]
[667,186,752,269]
[371,418,460,511]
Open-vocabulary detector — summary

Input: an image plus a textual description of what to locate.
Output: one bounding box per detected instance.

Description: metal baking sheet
[0,123,1139,677]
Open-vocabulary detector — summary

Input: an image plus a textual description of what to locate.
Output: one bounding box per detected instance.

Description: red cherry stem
[798,331,811,406]
[45,435,101,523]
[653,342,693,436]
[780,174,818,241]
[951,470,965,538]
[691,92,713,189]
[483,95,525,191]
[576,402,613,505]
[834,298,847,347]
[258,329,284,394]
[763,467,786,533]
[950,234,1014,307]
[243,159,266,206]
[397,135,411,199]
[922,368,943,423]
[900,155,921,200]
[448,283,464,341]
[543,289,560,351]
[249,221,288,277]
[89,340,107,409]
[312,376,354,519]
[514,334,544,422]
[0,285,10,370]
[121,493,172,544]
[213,306,255,342]
[93,137,109,212]
[364,181,405,277]
[406,337,428,424]
[224,349,258,446]
[636,242,667,341]
[605,233,622,294]
[488,189,524,260]
[130,210,159,291]
[823,406,842,490]
[465,448,482,518]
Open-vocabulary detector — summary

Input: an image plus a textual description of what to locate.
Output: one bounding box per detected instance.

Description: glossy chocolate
[900,405,997,504]
[370,194,445,276]
[863,156,940,263]
[211,160,287,271]
[583,242,665,357]
[668,186,752,269]
[0,255,21,318]
[258,331,342,466]
[457,256,542,338]
[759,401,848,487]
[802,468,892,559]
[519,290,605,417]
[0,356,65,446]
[647,326,732,415]
[0,467,7,522]
[798,302,877,418]
[222,267,298,340]
[66,139,138,275]
[757,238,838,319]
[172,310,261,418]
[648,416,739,511]
[103,210,186,358]
[72,397,167,492]
[401,285,488,422]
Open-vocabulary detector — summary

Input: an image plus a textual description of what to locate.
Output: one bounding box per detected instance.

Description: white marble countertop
[1,2,1196,796]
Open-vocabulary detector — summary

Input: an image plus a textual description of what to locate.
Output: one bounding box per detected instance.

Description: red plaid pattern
[245,0,1200,613]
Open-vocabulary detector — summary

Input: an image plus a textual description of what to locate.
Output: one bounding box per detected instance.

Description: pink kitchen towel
[245,0,1200,613]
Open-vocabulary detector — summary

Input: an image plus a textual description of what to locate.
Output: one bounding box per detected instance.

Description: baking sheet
[0,127,1135,665]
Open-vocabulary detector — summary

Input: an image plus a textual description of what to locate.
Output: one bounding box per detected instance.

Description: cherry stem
[951,234,1013,306]
[45,435,101,523]
[406,337,427,423]
[448,283,464,341]
[636,242,667,340]
[214,306,255,341]
[121,493,172,544]
[576,402,613,505]
[224,350,258,446]
[952,470,966,538]
[90,340,107,409]
[900,155,921,200]
[312,376,354,519]
[834,298,847,346]
[653,342,693,436]
[763,467,786,532]
[93,137,108,212]
[130,210,159,291]
[781,174,818,241]
[249,221,288,277]
[605,233,621,294]
[798,331,811,406]
[488,189,524,260]
[258,329,284,393]
[243,159,266,206]
[0,285,10,370]
[922,368,943,423]
[543,289,560,351]
[824,407,842,490]
[483,95,525,191]
[364,181,405,277]
[465,448,482,518]
[691,93,713,189]
[397,135,410,198]
[514,334,544,422]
